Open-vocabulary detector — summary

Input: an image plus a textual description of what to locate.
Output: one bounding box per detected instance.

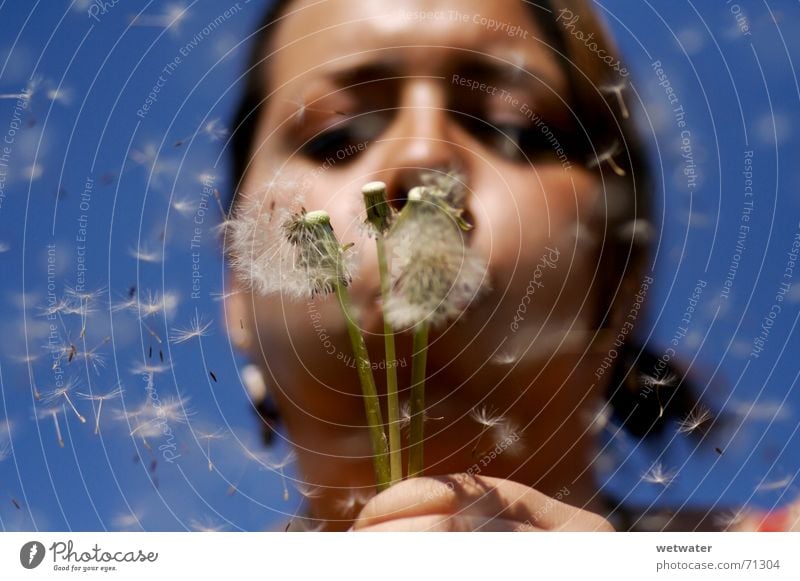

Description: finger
[353,513,545,532]
[355,474,613,531]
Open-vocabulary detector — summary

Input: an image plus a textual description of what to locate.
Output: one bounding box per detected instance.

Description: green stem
[334,283,391,491]
[376,236,402,485]
[407,321,430,478]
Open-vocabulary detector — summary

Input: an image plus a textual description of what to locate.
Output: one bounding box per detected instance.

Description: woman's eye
[463,117,576,163]
[300,127,359,161]
[298,112,389,163]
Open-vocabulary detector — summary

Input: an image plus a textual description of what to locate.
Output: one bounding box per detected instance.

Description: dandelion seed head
[384,183,488,329]
[226,191,354,299]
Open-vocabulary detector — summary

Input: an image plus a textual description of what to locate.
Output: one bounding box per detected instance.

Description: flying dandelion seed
[588,140,627,176]
[713,509,746,531]
[599,80,630,119]
[125,394,193,438]
[188,516,228,532]
[78,385,124,435]
[112,510,145,531]
[399,400,444,429]
[130,361,172,375]
[42,377,86,424]
[469,404,507,456]
[169,311,212,343]
[64,285,106,338]
[641,371,679,419]
[36,406,65,448]
[129,3,188,30]
[251,449,296,502]
[129,245,163,264]
[170,196,195,217]
[676,406,712,434]
[293,481,325,500]
[0,241,10,253]
[197,428,226,471]
[641,462,677,487]
[333,489,373,518]
[755,476,793,493]
[46,86,71,106]
[174,118,228,147]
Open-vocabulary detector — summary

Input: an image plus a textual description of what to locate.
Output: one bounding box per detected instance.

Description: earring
[241,362,281,445]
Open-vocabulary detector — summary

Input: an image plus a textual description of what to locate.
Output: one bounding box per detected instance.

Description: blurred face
[228,0,609,503]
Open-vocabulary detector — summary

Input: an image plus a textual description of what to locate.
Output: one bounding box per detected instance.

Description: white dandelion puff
[384,177,488,330]
[169,311,212,344]
[641,462,677,487]
[226,192,354,299]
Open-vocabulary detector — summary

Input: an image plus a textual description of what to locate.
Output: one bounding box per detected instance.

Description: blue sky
[0,1,798,531]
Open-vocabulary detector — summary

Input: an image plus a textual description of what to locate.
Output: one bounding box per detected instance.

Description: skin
[227,0,620,531]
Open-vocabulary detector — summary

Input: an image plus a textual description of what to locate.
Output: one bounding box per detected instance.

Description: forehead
[268,0,567,91]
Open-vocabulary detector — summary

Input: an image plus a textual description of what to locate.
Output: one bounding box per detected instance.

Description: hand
[352,474,615,532]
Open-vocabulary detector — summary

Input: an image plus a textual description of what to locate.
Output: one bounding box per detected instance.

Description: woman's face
[230,0,606,439]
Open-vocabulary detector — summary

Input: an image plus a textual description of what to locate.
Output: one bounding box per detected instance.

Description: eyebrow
[317,52,564,93]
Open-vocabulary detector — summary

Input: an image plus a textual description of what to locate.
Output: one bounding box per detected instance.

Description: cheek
[472,168,600,273]
[466,168,603,333]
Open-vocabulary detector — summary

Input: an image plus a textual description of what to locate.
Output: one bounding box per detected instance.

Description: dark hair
[228,0,709,444]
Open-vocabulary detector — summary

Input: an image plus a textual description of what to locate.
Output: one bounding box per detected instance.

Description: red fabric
[755,510,789,532]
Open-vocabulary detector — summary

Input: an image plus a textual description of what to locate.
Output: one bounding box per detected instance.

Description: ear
[223,271,255,354]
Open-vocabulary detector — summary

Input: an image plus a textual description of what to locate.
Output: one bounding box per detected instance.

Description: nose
[378,79,469,210]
